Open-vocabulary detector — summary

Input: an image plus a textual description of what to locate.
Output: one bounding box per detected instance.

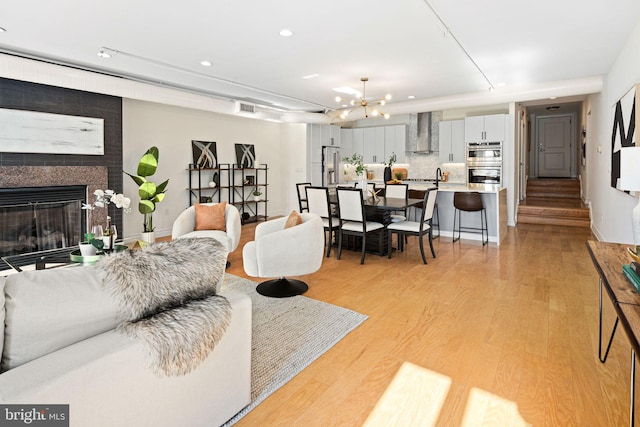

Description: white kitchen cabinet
[352,128,364,158]
[308,124,341,162]
[439,119,465,163]
[340,128,353,158]
[362,128,380,163]
[464,114,506,143]
[384,125,407,163]
[341,124,407,164]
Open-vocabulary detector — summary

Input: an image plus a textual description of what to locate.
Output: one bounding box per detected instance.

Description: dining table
[329,190,428,255]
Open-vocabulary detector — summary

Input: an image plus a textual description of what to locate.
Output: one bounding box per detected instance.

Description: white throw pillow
[2,266,120,372]
[0,276,5,361]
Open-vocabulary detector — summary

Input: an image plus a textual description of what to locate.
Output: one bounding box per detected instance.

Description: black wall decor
[611,84,638,190]
[192,140,217,168]
[235,143,255,168]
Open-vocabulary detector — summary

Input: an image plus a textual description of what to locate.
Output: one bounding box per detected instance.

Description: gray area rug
[220,274,368,426]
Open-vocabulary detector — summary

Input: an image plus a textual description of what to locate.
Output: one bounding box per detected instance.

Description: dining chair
[296,182,311,212]
[336,188,385,264]
[384,183,409,222]
[305,186,340,257]
[387,188,438,264]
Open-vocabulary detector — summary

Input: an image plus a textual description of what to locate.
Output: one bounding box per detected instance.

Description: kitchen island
[404,182,507,246]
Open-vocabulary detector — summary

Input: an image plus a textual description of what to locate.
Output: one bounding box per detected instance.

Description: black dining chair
[387,188,438,264]
[336,187,385,264]
[296,182,311,212]
[305,186,340,257]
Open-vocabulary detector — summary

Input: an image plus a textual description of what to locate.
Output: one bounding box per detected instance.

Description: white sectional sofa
[0,265,252,427]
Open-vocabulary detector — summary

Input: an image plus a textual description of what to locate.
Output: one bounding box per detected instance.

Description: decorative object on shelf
[254,158,261,168]
[612,84,639,191]
[81,189,130,249]
[212,171,219,187]
[384,152,396,182]
[235,143,256,168]
[252,189,262,201]
[245,175,255,185]
[125,146,169,242]
[441,171,449,182]
[208,181,217,188]
[620,146,640,245]
[192,140,217,168]
[335,77,391,120]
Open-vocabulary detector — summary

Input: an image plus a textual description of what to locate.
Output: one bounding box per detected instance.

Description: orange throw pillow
[284,210,303,229]
[194,202,227,231]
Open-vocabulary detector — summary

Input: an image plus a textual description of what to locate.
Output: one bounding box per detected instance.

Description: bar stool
[452,192,488,245]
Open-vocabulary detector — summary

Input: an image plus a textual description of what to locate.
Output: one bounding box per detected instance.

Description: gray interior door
[538,115,572,177]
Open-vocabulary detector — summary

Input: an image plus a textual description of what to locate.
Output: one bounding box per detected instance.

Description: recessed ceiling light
[496,82,506,87]
[302,73,319,79]
[97,49,112,58]
[200,60,212,67]
[279,29,293,37]
[408,95,416,99]
[549,96,557,100]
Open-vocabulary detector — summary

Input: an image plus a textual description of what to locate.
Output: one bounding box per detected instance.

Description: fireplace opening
[0,186,86,263]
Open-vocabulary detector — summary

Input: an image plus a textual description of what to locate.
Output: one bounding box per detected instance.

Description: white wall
[588,17,640,243]
[122,99,305,241]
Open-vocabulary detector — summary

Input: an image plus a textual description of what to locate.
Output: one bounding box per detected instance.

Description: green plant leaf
[156,179,169,194]
[139,181,157,200]
[137,152,158,177]
[90,238,104,251]
[139,199,155,214]
[124,171,147,186]
[151,193,165,203]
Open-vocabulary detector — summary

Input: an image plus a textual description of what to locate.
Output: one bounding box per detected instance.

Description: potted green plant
[252,189,262,201]
[124,146,169,244]
[343,153,366,177]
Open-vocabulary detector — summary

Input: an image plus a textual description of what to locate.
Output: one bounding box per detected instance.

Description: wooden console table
[586,240,640,427]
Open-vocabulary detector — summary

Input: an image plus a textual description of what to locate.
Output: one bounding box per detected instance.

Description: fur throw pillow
[97,237,228,319]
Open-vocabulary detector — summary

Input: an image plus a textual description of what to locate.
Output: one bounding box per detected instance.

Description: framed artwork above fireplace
[0,108,104,155]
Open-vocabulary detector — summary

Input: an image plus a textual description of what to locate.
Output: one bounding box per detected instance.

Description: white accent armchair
[171,203,242,256]
[242,213,325,297]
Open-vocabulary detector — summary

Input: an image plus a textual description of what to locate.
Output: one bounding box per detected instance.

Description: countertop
[403,182,504,193]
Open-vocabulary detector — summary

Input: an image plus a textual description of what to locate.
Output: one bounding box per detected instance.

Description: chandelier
[335,77,391,120]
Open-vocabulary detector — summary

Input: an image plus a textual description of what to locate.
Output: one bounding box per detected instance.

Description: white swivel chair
[243,213,325,297]
[171,203,242,266]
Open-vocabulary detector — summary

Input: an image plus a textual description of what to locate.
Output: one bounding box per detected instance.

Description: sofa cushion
[2,266,120,372]
[0,276,5,361]
[284,210,303,229]
[194,202,227,232]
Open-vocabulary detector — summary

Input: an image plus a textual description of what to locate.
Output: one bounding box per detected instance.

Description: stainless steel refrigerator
[322,146,341,187]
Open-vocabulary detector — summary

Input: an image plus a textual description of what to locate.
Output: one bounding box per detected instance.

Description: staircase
[518,179,590,227]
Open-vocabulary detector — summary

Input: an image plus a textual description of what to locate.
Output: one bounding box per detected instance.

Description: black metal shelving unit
[230,164,268,224]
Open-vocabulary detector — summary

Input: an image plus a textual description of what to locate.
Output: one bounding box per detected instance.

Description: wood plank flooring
[225,222,634,426]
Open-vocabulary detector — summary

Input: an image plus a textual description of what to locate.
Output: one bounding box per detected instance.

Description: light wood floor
[226,222,634,426]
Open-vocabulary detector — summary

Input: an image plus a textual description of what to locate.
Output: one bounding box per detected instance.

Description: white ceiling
[1,0,639,116]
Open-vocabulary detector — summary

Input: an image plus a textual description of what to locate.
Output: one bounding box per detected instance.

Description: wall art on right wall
[611,84,639,190]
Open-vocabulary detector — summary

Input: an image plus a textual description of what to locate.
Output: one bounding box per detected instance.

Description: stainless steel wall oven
[466,141,502,185]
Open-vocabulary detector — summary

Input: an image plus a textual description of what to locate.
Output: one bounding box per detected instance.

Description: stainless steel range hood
[415,112,432,153]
